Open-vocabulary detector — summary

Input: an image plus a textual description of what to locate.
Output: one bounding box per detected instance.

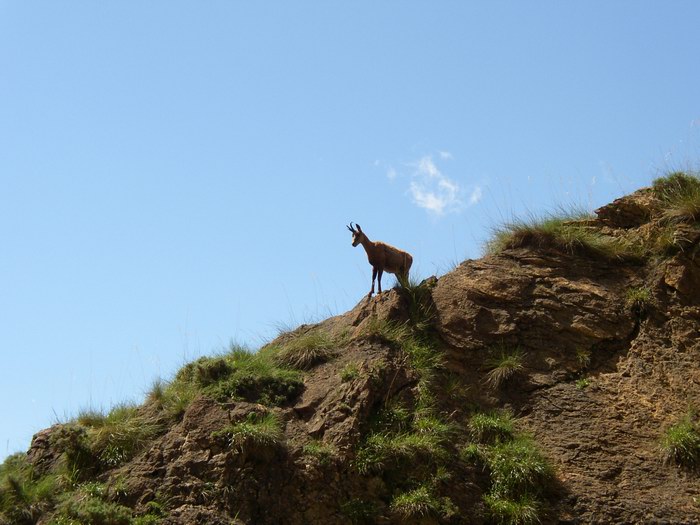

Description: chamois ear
[355,223,362,232]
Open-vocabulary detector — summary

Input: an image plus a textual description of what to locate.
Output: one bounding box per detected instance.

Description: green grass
[75,404,163,469]
[486,209,640,260]
[484,493,542,525]
[339,499,379,525]
[0,453,63,525]
[155,344,304,412]
[625,286,653,316]
[389,485,438,519]
[340,362,360,382]
[397,274,436,333]
[302,440,338,466]
[575,378,590,390]
[484,436,553,499]
[652,170,700,223]
[273,330,337,370]
[484,347,525,389]
[660,415,700,468]
[575,348,591,369]
[214,412,285,450]
[469,410,516,444]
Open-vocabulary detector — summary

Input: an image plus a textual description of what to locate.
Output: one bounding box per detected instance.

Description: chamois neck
[359,234,374,250]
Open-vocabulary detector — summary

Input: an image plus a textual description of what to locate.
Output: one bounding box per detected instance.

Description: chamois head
[347,222,364,247]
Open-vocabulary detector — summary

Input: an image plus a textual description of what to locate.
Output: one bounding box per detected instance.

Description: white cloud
[386,167,397,180]
[468,186,483,205]
[408,156,462,216]
[439,151,453,160]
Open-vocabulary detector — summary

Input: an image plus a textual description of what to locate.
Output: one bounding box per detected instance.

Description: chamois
[347,222,413,298]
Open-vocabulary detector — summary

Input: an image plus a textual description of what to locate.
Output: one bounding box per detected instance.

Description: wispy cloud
[468,185,482,205]
[380,153,483,217]
[408,156,462,216]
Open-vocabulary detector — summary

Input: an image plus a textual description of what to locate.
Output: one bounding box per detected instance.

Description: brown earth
[22,188,700,524]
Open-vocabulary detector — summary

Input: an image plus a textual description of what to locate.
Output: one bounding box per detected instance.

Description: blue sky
[1,1,699,460]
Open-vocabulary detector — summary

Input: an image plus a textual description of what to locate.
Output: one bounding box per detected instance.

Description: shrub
[485,347,525,389]
[660,415,700,468]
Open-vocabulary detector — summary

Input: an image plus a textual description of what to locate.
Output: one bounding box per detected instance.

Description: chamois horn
[347,223,356,233]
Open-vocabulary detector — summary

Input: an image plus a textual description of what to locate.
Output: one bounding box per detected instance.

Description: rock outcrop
[5,184,700,524]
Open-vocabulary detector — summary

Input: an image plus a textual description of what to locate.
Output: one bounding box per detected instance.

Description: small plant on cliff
[390,484,456,521]
[302,440,338,466]
[0,454,62,525]
[484,347,525,389]
[273,329,336,370]
[485,435,554,498]
[485,207,637,260]
[469,410,515,444]
[75,404,163,469]
[625,286,653,317]
[652,170,700,223]
[215,411,284,450]
[483,493,541,525]
[397,274,436,333]
[340,362,360,382]
[660,414,700,468]
[339,498,379,524]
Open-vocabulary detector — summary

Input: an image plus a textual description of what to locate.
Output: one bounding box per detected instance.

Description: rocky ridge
[3,181,700,524]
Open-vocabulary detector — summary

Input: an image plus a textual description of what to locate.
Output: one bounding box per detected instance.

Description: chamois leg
[377,268,384,294]
[369,267,377,297]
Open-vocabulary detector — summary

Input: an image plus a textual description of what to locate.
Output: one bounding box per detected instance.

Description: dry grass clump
[273,330,337,370]
[484,347,525,389]
[486,208,640,261]
[652,170,700,223]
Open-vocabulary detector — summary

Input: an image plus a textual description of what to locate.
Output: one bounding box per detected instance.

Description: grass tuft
[625,286,653,316]
[273,330,336,370]
[484,493,542,525]
[469,410,516,444]
[486,208,639,260]
[390,485,437,518]
[660,415,700,468]
[215,412,284,451]
[302,440,338,466]
[484,435,553,499]
[484,347,525,389]
[652,170,700,223]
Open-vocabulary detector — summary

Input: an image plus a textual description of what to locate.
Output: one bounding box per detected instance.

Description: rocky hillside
[2,172,700,524]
